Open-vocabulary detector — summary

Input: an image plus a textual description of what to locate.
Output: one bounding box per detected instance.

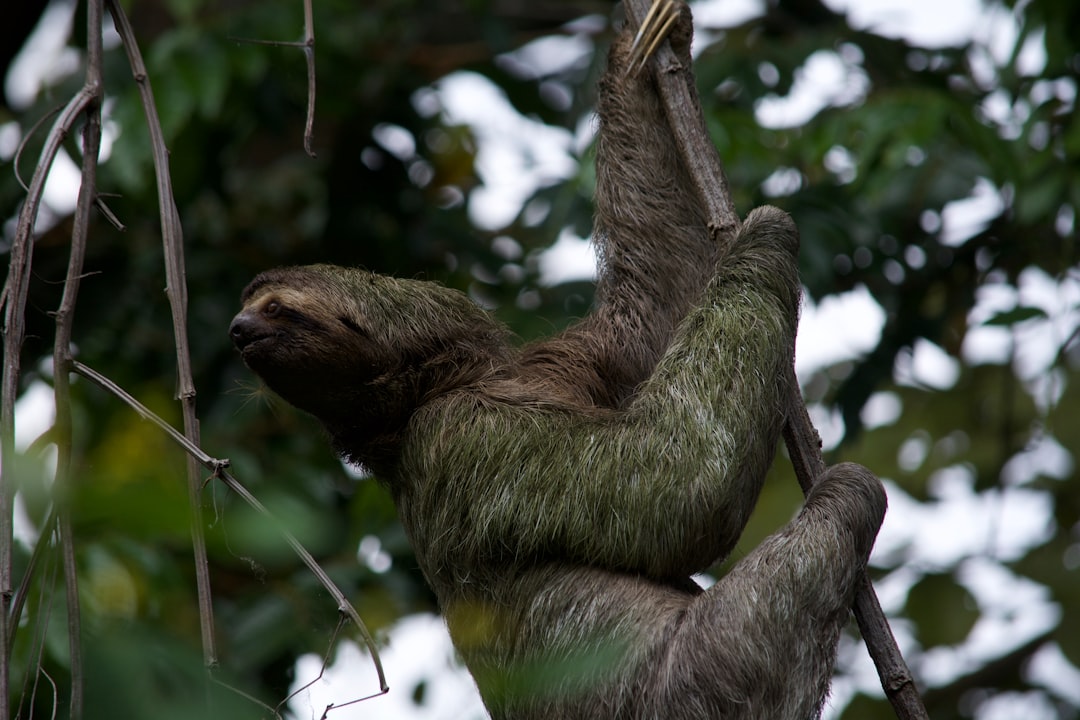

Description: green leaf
[983,306,1048,326]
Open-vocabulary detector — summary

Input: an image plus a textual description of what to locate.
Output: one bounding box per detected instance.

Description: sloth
[230,3,886,718]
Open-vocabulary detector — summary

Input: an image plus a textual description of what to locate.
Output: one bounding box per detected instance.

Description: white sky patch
[963,279,1018,365]
[961,265,1080,385]
[823,0,981,48]
[976,693,1060,720]
[940,178,1005,246]
[981,9,1022,69]
[835,637,919,710]
[537,227,596,286]
[14,380,55,451]
[1010,302,1062,377]
[807,402,845,451]
[896,432,930,474]
[435,71,577,231]
[974,4,1043,76]
[4,0,79,110]
[33,148,81,226]
[873,466,1055,569]
[755,49,869,129]
[960,557,1057,622]
[795,284,885,379]
[860,391,902,430]
[1001,434,1074,486]
[964,267,1080,381]
[1029,643,1080,707]
[962,324,1012,365]
[1014,27,1049,77]
[13,495,41,547]
[288,615,485,720]
[918,557,1061,689]
[357,534,393,574]
[869,477,1061,695]
[691,0,765,31]
[372,123,417,161]
[894,338,961,391]
[12,381,57,547]
[866,562,921,614]
[979,87,1030,139]
[871,481,928,567]
[0,121,20,161]
[496,33,595,80]
[1020,266,1080,312]
[571,109,598,158]
[761,167,803,198]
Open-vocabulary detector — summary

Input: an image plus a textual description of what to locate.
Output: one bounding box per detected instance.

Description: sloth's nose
[229,311,265,350]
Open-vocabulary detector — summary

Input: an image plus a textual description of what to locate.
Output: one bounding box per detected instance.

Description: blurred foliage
[2,0,1078,718]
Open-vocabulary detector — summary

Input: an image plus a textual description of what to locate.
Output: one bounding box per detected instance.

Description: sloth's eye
[264,300,282,318]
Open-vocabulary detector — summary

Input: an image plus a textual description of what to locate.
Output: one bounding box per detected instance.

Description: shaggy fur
[230,7,886,719]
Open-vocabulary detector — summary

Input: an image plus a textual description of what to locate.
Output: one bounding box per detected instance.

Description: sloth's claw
[626,0,681,77]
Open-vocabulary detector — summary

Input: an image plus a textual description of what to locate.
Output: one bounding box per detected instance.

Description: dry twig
[72,361,389,698]
[105,0,219,675]
[228,0,318,157]
[49,0,107,712]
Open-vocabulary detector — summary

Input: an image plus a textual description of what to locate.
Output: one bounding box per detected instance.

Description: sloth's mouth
[237,335,275,361]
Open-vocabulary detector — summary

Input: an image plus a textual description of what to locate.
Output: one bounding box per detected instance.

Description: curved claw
[626,0,681,77]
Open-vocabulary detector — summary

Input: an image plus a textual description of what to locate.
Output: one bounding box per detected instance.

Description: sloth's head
[231,265,510,456]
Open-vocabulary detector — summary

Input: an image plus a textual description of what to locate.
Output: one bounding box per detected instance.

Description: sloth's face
[230,265,507,431]
[230,266,393,422]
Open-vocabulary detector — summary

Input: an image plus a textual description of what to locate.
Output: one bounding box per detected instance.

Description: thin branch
[92,196,125,232]
[208,674,282,719]
[7,508,57,659]
[72,362,214,465]
[301,0,317,158]
[70,361,389,696]
[318,687,396,718]
[623,0,739,246]
[1,39,101,720]
[227,37,307,47]
[17,545,59,720]
[12,105,63,194]
[620,1,926,718]
[277,614,346,715]
[229,0,318,157]
[213,467,388,696]
[49,0,106,712]
[104,0,219,676]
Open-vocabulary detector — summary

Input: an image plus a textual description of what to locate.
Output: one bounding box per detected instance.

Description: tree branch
[1,27,102,720]
[49,0,106,712]
[301,0,317,158]
[71,361,389,697]
[105,0,219,676]
[227,0,319,157]
[620,1,927,718]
